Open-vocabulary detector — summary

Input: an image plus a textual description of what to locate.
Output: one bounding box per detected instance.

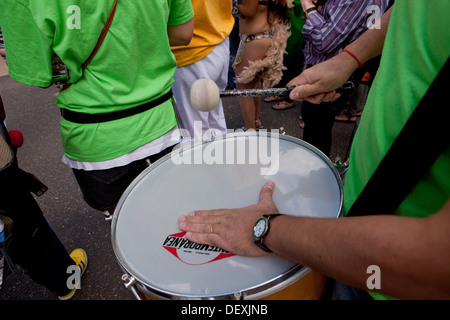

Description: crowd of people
[0,0,449,301]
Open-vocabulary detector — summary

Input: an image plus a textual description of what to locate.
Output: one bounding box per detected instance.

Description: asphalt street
[0,62,356,300]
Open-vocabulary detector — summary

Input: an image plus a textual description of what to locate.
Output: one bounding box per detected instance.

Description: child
[233,0,292,130]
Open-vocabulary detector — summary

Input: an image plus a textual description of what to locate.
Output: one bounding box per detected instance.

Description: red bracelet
[342,49,364,69]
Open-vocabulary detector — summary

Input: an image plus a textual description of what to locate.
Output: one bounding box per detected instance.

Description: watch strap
[263,213,282,219]
[254,213,282,253]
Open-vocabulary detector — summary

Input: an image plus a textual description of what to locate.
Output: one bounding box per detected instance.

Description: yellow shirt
[171,0,234,67]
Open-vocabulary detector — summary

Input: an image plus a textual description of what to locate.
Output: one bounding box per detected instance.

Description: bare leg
[235,38,271,130]
[254,96,262,128]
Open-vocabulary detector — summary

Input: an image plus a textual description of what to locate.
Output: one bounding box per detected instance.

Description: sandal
[264,95,284,102]
[272,101,295,111]
[335,114,357,123]
[255,119,263,129]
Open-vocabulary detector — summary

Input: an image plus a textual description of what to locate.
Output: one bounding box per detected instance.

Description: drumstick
[190,78,294,112]
[219,83,352,98]
[190,78,353,112]
[219,86,295,98]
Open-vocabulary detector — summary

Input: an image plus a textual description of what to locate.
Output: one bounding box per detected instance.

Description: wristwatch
[302,7,317,20]
[253,214,282,252]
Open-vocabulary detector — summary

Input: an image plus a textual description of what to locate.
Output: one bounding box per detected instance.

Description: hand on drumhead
[178,181,279,257]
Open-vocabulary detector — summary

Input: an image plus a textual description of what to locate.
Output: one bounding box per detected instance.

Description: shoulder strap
[81,0,118,70]
[62,0,118,90]
[346,58,450,216]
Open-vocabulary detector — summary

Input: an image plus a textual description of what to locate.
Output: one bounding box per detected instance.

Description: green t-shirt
[286,0,305,58]
[343,0,450,299]
[0,0,194,161]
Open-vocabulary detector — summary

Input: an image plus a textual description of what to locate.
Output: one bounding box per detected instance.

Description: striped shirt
[302,0,390,66]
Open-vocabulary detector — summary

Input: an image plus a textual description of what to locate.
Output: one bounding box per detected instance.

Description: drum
[111,132,343,300]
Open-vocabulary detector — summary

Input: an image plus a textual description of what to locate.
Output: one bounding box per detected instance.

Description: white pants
[173,38,229,142]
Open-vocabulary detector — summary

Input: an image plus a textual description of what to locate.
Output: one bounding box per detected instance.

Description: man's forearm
[287,6,393,101]
[266,199,450,299]
[344,6,392,65]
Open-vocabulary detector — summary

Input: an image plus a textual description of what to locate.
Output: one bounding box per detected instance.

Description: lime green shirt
[286,0,305,58]
[343,0,450,299]
[0,0,194,161]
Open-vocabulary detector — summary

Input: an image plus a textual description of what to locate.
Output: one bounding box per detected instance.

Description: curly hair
[269,0,291,24]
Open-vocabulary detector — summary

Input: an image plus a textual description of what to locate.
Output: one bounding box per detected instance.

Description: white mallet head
[190,78,220,112]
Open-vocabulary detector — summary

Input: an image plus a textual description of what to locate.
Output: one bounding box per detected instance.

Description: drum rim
[111,131,343,300]
[133,264,312,300]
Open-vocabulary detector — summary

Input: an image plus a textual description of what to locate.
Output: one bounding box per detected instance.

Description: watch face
[253,218,267,239]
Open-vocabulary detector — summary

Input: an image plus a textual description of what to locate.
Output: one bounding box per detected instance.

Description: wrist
[338,49,361,75]
[342,49,364,69]
[302,7,318,20]
[301,0,315,11]
[253,214,282,253]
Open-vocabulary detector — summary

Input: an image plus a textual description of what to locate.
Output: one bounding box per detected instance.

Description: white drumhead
[111,132,343,299]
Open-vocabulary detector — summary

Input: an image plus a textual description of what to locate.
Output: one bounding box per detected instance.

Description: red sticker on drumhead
[162,232,234,265]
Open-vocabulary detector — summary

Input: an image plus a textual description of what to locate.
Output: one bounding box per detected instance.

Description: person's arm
[301,0,370,54]
[167,18,194,46]
[300,0,316,13]
[0,3,53,87]
[287,6,392,103]
[266,199,450,300]
[237,0,260,18]
[179,181,450,299]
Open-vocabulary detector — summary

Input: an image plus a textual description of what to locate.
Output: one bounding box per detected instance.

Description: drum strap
[346,58,450,216]
[60,89,173,124]
[58,0,172,124]
[61,0,118,92]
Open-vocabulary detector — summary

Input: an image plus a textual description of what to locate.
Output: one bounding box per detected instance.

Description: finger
[259,181,275,202]
[177,209,224,225]
[286,74,308,88]
[178,218,218,234]
[187,209,225,217]
[257,181,279,213]
[185,230,268,257]
[310,93,326,104]
[185,231,222,249]
[322,91,340,103]
[289,84,322,101]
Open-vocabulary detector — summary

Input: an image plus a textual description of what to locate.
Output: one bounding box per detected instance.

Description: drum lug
[121,274,143,300]
[334,157,349,177]
[209,129,217,141]
[279,127,286,135]
[103,210,113,221]
[233,291,244,300]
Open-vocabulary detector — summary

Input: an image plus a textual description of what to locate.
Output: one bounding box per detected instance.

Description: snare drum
[111,132,343,300]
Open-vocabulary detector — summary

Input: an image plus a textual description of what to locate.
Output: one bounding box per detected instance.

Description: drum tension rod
[121,274,143,300]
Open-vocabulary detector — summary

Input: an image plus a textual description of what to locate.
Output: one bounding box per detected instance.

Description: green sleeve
[167,0,194,26]
[0,0,53,87]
